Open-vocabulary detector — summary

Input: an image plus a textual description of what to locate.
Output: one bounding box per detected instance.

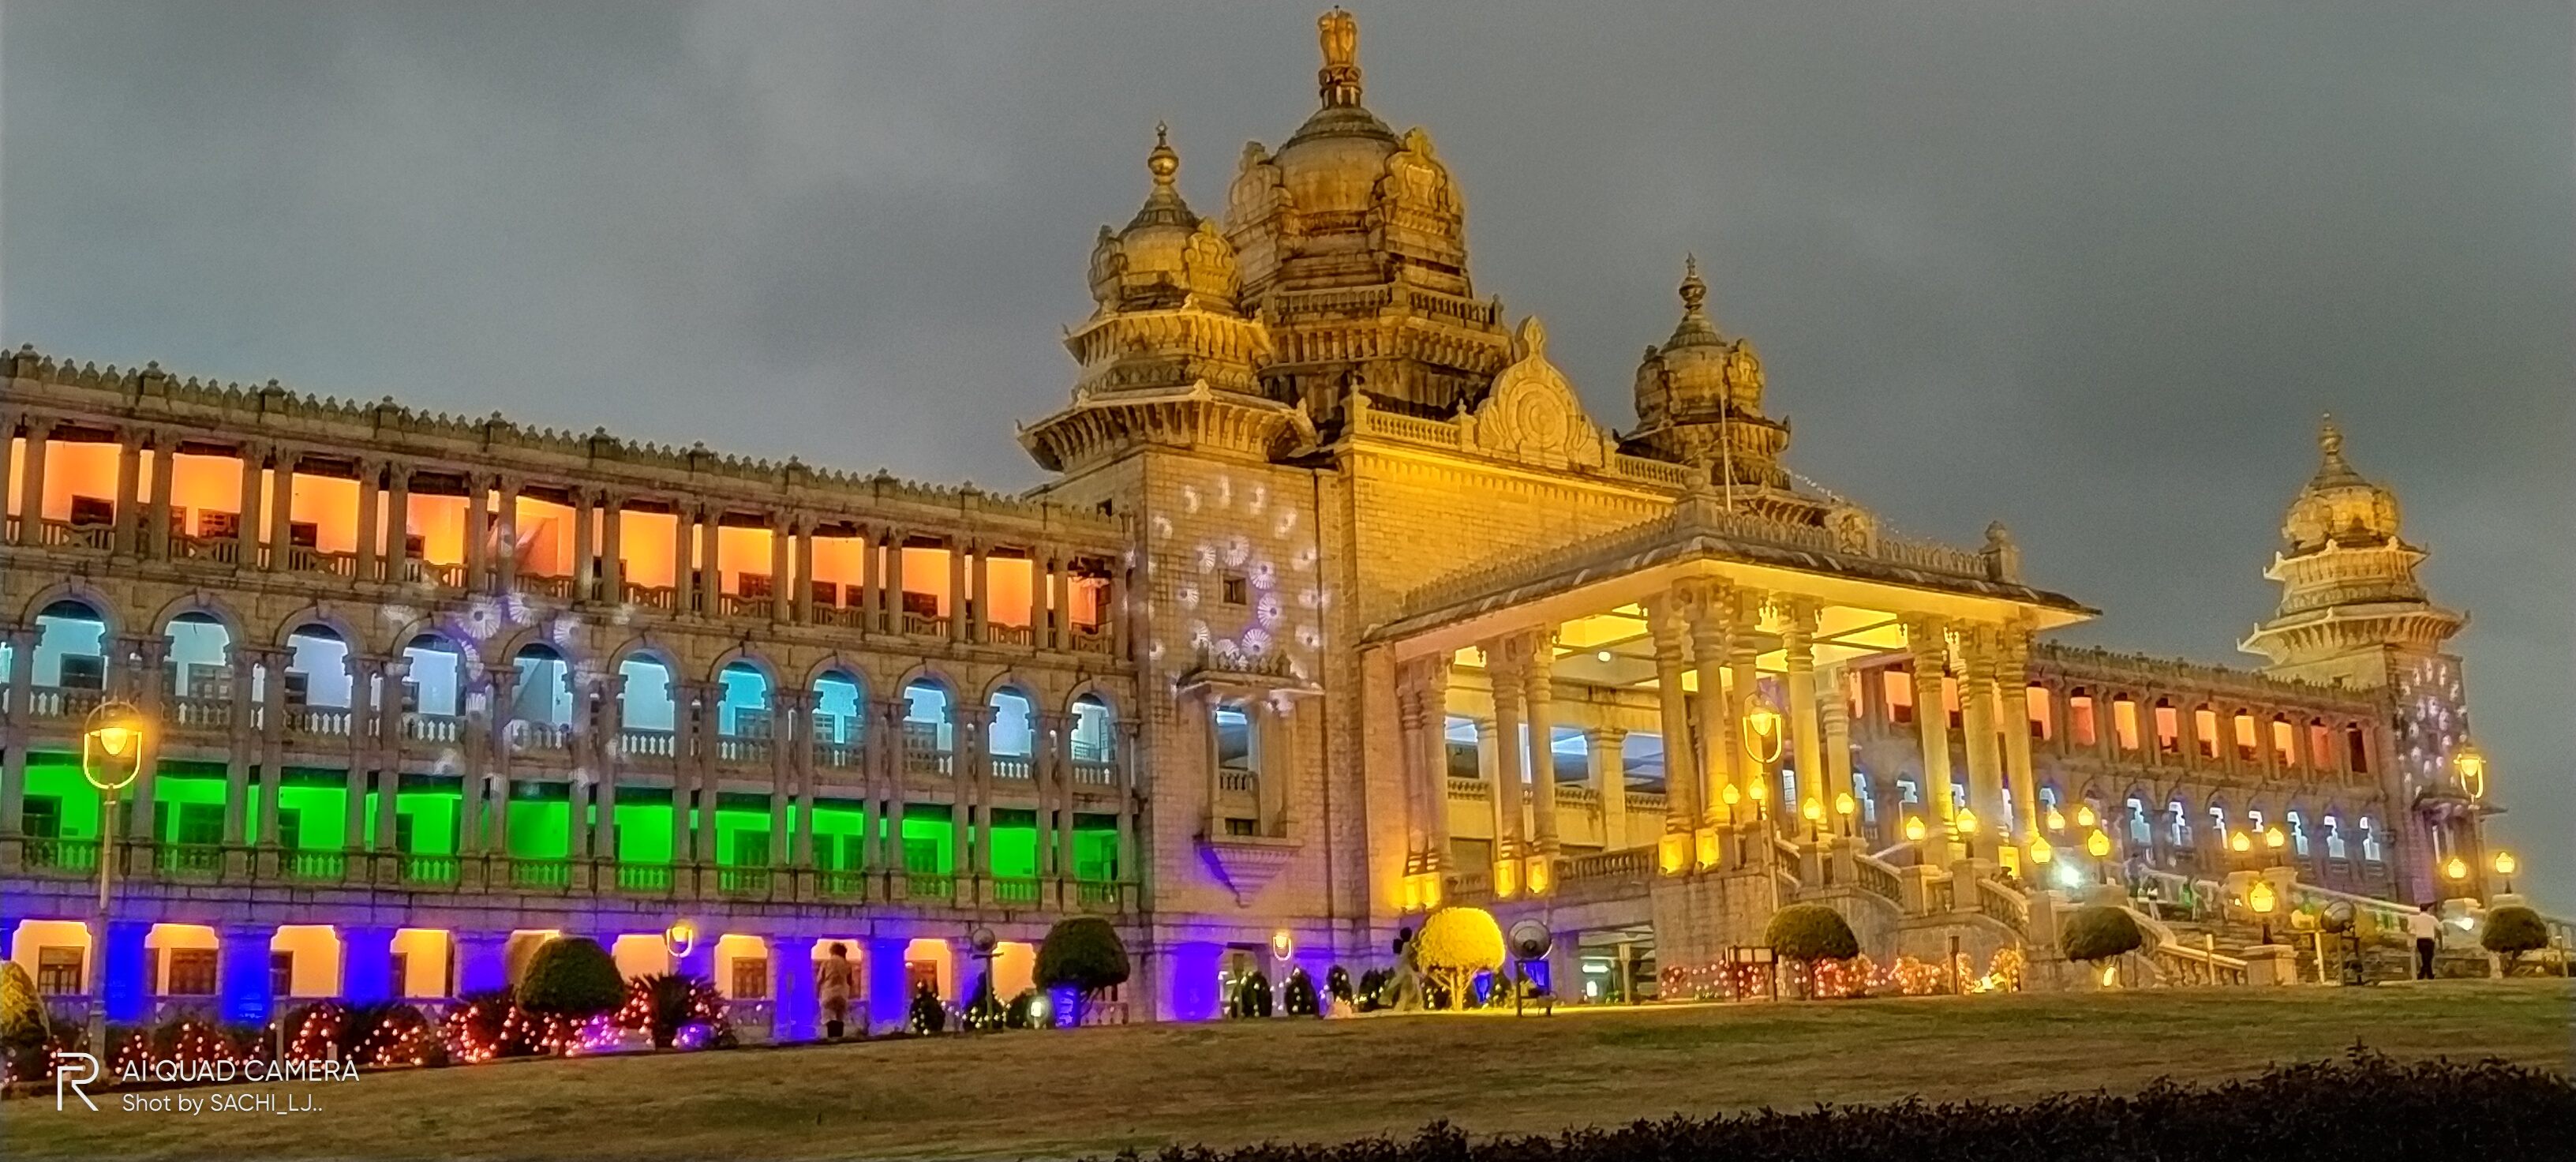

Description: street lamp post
[1833,792,1855,840]
[1801,798,1823,845]
[2249,879,2278,945]
[2493,851,2518,895]
[2087,828,2113,884]
[80,700,148,1057]
[1953,808,1980,864]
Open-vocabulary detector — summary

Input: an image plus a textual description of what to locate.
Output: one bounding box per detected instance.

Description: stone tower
[2241,415,2480,900]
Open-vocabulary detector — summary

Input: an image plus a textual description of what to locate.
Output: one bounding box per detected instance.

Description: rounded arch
[984,682,1039,757]
[799,652,877,695]
[601,633,685,677]
[267,604,365,654]
[705,645,781,687]
[148,593,248,647]
[889,662,960,702]
[1060,680,1120,718]
[487,622,585,675]
[18,581,121,641]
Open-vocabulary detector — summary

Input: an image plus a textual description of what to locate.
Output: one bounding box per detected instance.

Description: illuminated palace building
[0,13,2511,1029]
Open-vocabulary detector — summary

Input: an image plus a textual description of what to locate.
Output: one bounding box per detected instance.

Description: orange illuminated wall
[811,534,869,604]
[987,556,1034,627]
[2113,698,2140,752]
[515,497,576,577]
[2271,718,2297,768]
[2192,707,2219,759]
[717,526,776,595]
[2024,685,2052,740]
[167,452,246,537]
[407,494,469,564]
[901,547,954,616]
[1881,669,1914,723]
[1069,575,1107,628]
[2067,692,2097,747]
[2233,712,2259,760]
[619,511,680,590]
[2154,703,2181,753]
[290,474,361,554]
[36,440,119,523]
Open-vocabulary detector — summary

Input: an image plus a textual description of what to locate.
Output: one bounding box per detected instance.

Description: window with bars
[166,949,218,996]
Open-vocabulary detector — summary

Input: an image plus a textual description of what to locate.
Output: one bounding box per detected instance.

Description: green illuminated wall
[990,808,1039,879]
[25,754,99,838]
[507,782,572,859]
[902,805,953,874]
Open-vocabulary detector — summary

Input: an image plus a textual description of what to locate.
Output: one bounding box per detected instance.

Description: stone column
[144,429,176,560]
[124,635,169,856]
[878,529,905,634]
[0,410,17,544]
[217,924,273,1025]
[385,461,412,582]
[672,680,706,864]
[772,934,818,1042]
[1998,627,2040,847]
[100,919,150,1024]
[590,672,626,860]
[571,488,597,601]
[463,471,491,590]
[495,477,522,594]
[1686,585,1732,844]
[1522,629,1561,860]
[948,539,969,643]
[485,665,519,857]
[1029,549,1054,648]
[773,688,809,874]
[1726,598,1763,827]
[1392,658,1428,863]
[380,657,413,864]
[672,504,697,616]
[864,934,910,1035]
[0,627,32,838]
[770,512,793,623]
[956,703,992,884]
[1959,625,2008,846]
[354,458,382,582]
[232,440,262,569]
[254,649,290,856]
[346,655,383,854]
[1905,617,1959,862]
[969,541,991,644]
[1417,658,1453,872]
[14,418,50,545]
[112,426,142,557]
[1589,727,1630,850]
[342,926,399,1004]
[454,931,509,996]
[597,493,623,604]
[266,448,296,572]
[699,505,723,615]
[1642,593,1701,864]
[1784,600,1825,828]
[1483,639,1529,888]
[793,516,817,624]
[1820,666,1856,841]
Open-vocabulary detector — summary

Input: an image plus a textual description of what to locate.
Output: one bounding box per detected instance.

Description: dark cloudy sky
[6,2,2570,910]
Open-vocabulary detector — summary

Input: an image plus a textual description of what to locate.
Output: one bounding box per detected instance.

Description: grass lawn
[6,980,2568,1160]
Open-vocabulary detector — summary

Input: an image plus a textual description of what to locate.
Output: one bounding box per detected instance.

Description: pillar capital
[1586,725,1629,746]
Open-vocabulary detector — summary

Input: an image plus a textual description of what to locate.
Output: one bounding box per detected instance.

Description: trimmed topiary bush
[1283,968,1320,1016]
[963,972,1007,1031]
[2,961,44,1051]
[621,973,725,1049]
[2481,905,2548,971]
[1036,916,1131,1025]
[1326,965,1354,1003]
[1231,970,1275,1018]
[2061,904,2146,965]
[519,937,625,1021]
[1414,906,1506,1010]
[1005,988,1044,1029]
[1765,904,1860,967]
[908,983,948,1034]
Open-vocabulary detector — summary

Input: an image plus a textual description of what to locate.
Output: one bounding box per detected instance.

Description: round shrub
[2481,905,2548,964]
[1005,988,1043,1029]
[1765,904,1860,965]
[1415,906,1506,1010]
[908,984,948,1034]
[2061,904,2146,964]
[2,961,45,1051]
[1283,968,1320,1016]
[518,936,625,1019]
[1036,916,1131,1025]
[1325,965,1353,1003]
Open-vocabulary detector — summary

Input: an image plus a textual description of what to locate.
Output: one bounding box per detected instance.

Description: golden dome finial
[1678,253,1708,313]
[1318,8,1364,108]
[1148,122,1179,185]
[2319,412,2343,460]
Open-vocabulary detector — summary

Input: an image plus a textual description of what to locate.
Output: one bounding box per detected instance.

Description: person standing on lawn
[2408,907,2442,980]
[818,942,856,1039]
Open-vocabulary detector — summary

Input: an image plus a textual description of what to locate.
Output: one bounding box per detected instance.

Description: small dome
[2282,415,2401,553]
[1635,257,1765,427]
[1270,8,1399,216]
[1088,126,1240,314]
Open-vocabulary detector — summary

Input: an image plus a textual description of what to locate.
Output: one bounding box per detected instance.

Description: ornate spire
[1318,8,1363,108]
[1667,253,1720,348]
[2309,412,2365,489]
[1125,122,1196,231]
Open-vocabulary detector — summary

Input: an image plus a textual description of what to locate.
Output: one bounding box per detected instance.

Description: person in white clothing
[2407,907,2443,980]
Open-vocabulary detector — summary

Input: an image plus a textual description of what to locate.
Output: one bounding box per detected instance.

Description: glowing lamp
[2045,808,2065,833]
[1748,778,1768,804]
[80,700,148,793]
[2230,830,2251,853]
[1802,798,1822,823]
[2444,857,2468,882]
[2264,827,2285,850]
[2086,829,2112,859]
[2029,839,2054,865]
[1741,695,1784,763]
[1595,650,1612,663]
[2076,804,2098,828]
[662,919,698,959]
[1271,929,1294,961]
[1953,808,1979,838]
[2453,742,2486,799]
[2493,851,2517,877]
[2249,881,2276,915]
[1833,793,1855,818]
[1904,816,1926,843]
[1721,783,1741,807]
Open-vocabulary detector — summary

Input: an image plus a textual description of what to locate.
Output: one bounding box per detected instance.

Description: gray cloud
[6,0,2568,909]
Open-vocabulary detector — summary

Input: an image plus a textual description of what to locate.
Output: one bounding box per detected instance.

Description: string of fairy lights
[1660,947,2027,1000]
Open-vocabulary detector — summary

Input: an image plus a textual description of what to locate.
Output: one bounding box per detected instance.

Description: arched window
[2126,797,2151,845]
[903,680,953,752]
[2025,684,2053,740]
[1215,700,1255,773]
[2067,688,2098,747]
[2323,814,2346,860]
[2345,725,2371,774]
[1071,695,1115,762]
[986,688,1035,758]
[812,672,865,747]
[2233,712,2259,762]
[2286,809,2308,857]
[2271,715,2297,770]
[2358,815,2382,862]
[2166,798,2190,848]
[2153,699,2181,754]
[2113,695,2142,752]
[1881,667,1915,725]
[717,662,771,738]
[2192,706,2220,761]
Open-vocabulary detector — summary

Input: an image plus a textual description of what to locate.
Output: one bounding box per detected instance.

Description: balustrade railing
[507,721,572,754]
[404,853,460,885]
[514,572,574,600]
[1555,785,1601,809]
[1558,847,1650,885]
[716,593,766,619]
[616,863,674,893]
[1218,769,1257,793]
[171,534,239,564]
[169,695,233,729]
[902,612,949,637]
[401,559,467,589]
[717,867,772,896]
[1855,854,1903,905]
[1071,760,1117,786]
[814,742,863,770]
[286,850,345,880]
[1445,777,1488,801]
[715,736,772,764]
[286,706,353,737]
[905,872,953,901]
[811,604,866,629]
[155,844,224,875]
[818,869,865,898]
[40,519,114,550]
[403,713,463,743]
[992,877,1041,906]
[622,583,676,612]
[511,859,571,890]
[620,727,677,759]
[286,545,357,577]
[27,686,103,722]
[1977,879,2030,935]
[1075,880,1118,909]
[991,755,1033,781]
[26,837,100,872]
[987,624,1032,647]
[1069,626,1112,654]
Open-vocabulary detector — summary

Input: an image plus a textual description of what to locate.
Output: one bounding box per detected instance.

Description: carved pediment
[1468,316,1608,470]
[1195,832,1303,907]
